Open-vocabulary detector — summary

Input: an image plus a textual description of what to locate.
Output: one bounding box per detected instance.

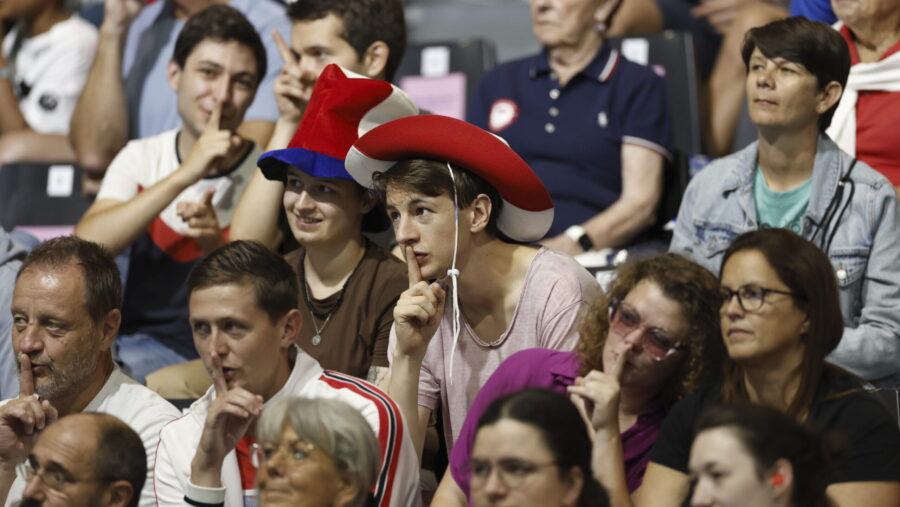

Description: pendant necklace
[300,245,366,347]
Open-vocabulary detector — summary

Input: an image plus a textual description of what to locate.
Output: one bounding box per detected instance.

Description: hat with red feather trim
[344,115,554,242]
[257,64,419,182]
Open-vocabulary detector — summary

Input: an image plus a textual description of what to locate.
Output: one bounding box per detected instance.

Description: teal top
[754,167,812,234]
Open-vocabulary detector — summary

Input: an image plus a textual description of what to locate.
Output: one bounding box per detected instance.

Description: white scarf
[827,22,900,156]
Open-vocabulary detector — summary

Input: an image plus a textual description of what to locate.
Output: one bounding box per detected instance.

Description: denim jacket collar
[723,134,850,231]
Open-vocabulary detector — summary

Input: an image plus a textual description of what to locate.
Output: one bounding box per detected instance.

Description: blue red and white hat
[344,115,554,242]
[257,64,419,182]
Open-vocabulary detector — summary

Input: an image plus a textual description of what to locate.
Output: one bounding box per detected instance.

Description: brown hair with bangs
[373,158,503,238]
[577,253,724,402]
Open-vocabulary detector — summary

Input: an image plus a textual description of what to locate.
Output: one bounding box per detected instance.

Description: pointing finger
[202,187,216,208]
[405,245,422,287]
[206,101,222,133]
[272,29,297,68]
[19,353,34,398]
[208,352,228,397]
[609,343,632,382]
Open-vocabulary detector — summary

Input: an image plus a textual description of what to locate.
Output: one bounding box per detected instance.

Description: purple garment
[449,348,666,499]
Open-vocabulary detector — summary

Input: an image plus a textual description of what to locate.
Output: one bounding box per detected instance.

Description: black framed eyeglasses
[609,299,686,361]
[719,284,804,312]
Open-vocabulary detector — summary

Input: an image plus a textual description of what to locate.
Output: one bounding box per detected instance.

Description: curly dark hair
[577,253,723,402]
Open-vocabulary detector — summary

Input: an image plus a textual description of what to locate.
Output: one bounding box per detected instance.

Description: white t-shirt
[1,15,98,134]
[154,348,422,507]
[389,247,602,451]
[2,367,181,507]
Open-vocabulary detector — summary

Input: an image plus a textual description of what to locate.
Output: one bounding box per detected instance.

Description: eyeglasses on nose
[718,284,803,313]
[609,299,685,361]
[467,457,556,488]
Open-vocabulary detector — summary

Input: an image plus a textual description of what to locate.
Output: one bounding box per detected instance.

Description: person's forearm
[0,132,76,165]
[189,452,224,488]
[591,429,635,507]
[389,354,427,459]
[69,23,130,176]
[0,462,17,506]
[0,77,28,135]
[583,195,659,249]
[75,169,196,255]
[229,169,285,248]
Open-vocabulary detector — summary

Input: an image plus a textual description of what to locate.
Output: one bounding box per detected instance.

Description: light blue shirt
[754,167,812,234]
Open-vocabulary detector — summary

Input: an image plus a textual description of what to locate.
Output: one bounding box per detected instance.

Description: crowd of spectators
[0,0,898,506]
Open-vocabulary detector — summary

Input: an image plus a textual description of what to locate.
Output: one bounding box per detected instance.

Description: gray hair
[258,397,379,507]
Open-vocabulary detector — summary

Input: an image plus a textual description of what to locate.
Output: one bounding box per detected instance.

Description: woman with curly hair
[432,253,724,505]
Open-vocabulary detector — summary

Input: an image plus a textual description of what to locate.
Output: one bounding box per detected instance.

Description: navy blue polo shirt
[467,44,672,237]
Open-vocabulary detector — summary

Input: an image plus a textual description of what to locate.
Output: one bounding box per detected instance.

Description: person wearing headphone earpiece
[670,17,900,386]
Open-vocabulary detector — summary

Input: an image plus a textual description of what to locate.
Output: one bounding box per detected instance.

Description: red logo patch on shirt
[488,99,519,132]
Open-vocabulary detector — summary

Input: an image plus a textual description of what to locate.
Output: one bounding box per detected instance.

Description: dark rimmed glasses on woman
[467,457,557,488]
[609,299,686,361]
[719,284,804,313]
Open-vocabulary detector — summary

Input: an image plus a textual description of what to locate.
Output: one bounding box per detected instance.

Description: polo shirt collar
[529,42,620,83]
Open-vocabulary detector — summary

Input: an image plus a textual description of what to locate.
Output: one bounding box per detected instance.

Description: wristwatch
[564,225,594,252]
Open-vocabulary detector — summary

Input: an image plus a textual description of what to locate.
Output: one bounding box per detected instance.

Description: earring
[771,473,785,486]
[595,22,607,32]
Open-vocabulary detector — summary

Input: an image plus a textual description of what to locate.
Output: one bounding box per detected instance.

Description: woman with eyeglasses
[254,396,380,507]
[468,389,609,507]
[433,253,724,505]
[590,228,900,507]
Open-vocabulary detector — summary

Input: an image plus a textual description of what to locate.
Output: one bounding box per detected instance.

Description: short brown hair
[287,0,407,81]
[18,236,121,323]
[741,17,849,132]
[577,253,723,402]
[173,4,267,85]
[373,159,503,238]
[719,229,845,419]
[188,241,298,323]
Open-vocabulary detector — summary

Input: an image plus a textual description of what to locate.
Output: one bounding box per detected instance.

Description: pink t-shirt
[388,247,602,451]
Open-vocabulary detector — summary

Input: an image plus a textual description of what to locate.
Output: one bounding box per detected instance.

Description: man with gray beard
[0,237,180,507]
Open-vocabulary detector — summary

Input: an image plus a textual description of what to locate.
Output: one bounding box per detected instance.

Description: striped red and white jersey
[153,347,422,507]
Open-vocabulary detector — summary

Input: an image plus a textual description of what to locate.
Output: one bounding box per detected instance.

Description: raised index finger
[609,343,632,382]
[18,353,34,398]
[206,101,222,133]
[208,352,228,397]
[272,30,297,69]
[405,245,422,287]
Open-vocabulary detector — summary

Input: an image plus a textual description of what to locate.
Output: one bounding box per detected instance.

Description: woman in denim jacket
[671,17,900,385]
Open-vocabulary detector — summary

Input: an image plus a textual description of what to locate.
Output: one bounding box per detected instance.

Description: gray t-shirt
[389,247,602,451]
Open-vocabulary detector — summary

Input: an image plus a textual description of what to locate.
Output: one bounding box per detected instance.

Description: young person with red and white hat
[344,115,602,460]
[256,63,419,381]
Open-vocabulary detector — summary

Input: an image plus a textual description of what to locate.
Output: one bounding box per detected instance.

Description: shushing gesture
[392,246,447,361]
[272,30,308,124]
[176,187,225,255]
[0,354,58,469]
[190,352,263,488]
[567,343,632,438]
[180,102,244,184]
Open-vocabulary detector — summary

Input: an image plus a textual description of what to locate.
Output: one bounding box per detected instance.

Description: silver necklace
[299,245,367,347]
[303,279,333,347]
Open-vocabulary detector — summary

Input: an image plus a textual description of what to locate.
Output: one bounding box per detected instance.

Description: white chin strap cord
[446,162,461,384]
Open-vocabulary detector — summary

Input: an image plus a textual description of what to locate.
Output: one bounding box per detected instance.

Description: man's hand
[100,0,142,35]
[0,355,58,469]
[190,353,262,488]
[177,187,225,255]
[540,233,583,256]
[272,30,307,124]
[691,0,755,35]
[179,103,243,184]
[568,343,631,438]
[392,246,446,361]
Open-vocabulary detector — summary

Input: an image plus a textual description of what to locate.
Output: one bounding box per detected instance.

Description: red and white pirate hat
[257,64,419,182]
[344,115,554,242]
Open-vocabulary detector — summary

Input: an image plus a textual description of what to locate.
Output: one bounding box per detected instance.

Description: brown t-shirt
[285,243,407,379]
